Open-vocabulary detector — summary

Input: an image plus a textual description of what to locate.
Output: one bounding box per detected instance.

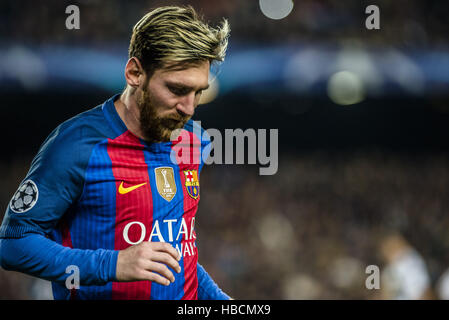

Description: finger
[141,270,171,286]
[151,252,182,274]
[146,261,175,283]
[151,242,181,261]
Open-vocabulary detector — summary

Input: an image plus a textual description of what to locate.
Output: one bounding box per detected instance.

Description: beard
[138,89,191,143]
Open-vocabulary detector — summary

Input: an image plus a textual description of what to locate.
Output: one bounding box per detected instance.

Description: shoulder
[29,105,113,181]
[183,119,211,148]
[180,120,212,169]
[49,104,112,145]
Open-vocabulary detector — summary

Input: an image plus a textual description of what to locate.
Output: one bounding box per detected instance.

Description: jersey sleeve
[0,235,117,286]
[0,120,118,286]
[197,263,231,300]
[0,123,84,237]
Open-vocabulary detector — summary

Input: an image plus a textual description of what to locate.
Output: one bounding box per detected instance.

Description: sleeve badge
[9,179,39,213]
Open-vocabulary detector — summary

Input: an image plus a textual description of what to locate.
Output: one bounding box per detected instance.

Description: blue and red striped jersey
[0,94,229,300]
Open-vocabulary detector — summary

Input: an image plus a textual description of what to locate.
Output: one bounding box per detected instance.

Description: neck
[114,88,145,140]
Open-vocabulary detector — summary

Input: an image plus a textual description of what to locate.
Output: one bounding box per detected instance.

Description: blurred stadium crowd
[197,153,449,299]
[0,0,448,299]
[1,0,447,47]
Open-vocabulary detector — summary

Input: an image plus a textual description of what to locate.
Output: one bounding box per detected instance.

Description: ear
[124,57,145,88]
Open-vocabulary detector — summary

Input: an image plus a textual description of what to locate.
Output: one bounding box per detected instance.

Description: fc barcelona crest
[183,170,199,199]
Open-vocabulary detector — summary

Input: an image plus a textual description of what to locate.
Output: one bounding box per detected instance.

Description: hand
[116,242,181,286]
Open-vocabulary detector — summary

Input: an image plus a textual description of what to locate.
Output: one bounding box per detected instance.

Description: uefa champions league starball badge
[9,179,39,213]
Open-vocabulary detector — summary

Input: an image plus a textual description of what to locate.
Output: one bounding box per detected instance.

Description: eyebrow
[166,81,210,92]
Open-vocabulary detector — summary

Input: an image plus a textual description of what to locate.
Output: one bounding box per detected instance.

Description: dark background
[0,0,448,299]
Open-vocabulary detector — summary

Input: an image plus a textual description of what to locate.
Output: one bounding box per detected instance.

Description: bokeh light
[259,0,294,20]
[199,74,220,105]
[327,70,365,106]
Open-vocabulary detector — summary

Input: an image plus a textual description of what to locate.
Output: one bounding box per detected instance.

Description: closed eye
[168,85,189,96]
[166,82,209,97]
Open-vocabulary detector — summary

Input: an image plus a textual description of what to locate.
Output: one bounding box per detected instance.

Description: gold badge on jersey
[155,167,177,202]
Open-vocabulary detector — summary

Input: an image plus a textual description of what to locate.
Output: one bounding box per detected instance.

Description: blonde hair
[129,6,230,74]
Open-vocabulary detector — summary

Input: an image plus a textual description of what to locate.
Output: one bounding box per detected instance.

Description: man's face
[137,60,210,142]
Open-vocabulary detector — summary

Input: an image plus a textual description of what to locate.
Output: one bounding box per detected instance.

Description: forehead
[151,60,210,87]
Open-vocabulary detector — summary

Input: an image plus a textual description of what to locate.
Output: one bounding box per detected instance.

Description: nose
[175,93,195,117]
